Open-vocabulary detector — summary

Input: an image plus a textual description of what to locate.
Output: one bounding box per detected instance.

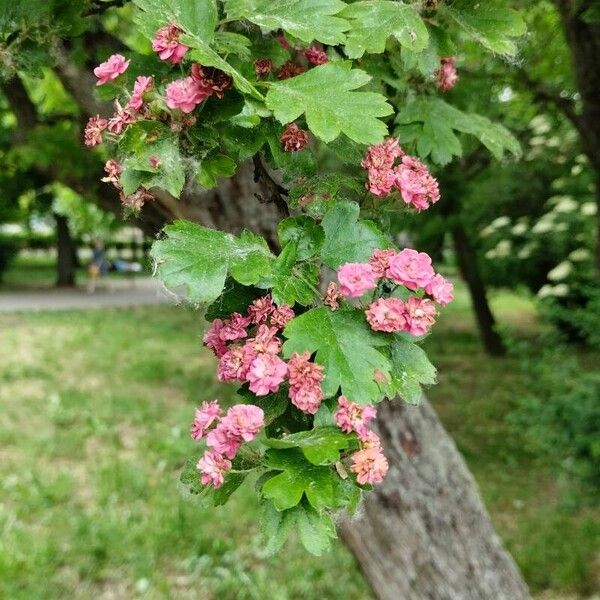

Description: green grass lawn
[0,285,598,599]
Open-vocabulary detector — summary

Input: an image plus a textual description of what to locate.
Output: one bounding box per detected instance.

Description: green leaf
[278,216,324,260]
[222,0,350,45]
[213,31,253,59]
[283,307,391,404]
[341,1,429,58]
[296,504,337,555]
[118,121,185,197]
[196,154,237,189]
[260,501,295,555]
[320,201,390,268]
[151,220,273,304]
[266,126,317,181]
[402,23,455,77]
[237,386,289,424]
[261,449,337,511]
[263,426,352,465]
[266,62,393,144]
[133,0,218,42]
[389,337,436,404]
[443,0,526,57]
[395,97,521,165]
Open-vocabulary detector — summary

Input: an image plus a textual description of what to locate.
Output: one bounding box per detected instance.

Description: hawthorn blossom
[335,395,377,440]
[278,60,305,80]
[402,296,437,336]
[437,56,459,92]
[217,346,248,382]
[365,298,406,333]
[128,75,153,111]
[206,425,242,459]
[324,282,342,310]
[84,115,108,147]
[122,187,153,210]
[369,249,396,278]
[165,77,210,113]
[270,305,295,328]
[107,100,136,135]
[152,24,189,64]
[288,352,323,389]
[366,167,397,197]
[193,65,232,99]
[246,325,282,355]
[197,449,231,488]
[361,138,404,196]
[93,54,129,85]
[101,159,122,187]
[351,447,389,485]
[248,295,275,324]
[304,46,328,65]
[386,249,434,290]
[246,353,288,395]
[394,155,440,211]
[254,58,273,77]
[290,385,323,414]
[222,404,264,441]
[337,263,378,298]
[425,274,454,306]
[190,400,222,439]
[280,123,309,152]
[203,319,228,357]
[219,313,251,342]
[361,430,382,450]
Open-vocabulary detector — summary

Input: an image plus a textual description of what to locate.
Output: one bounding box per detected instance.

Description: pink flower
[152,24,189,64]
[222,404,264,442]
[148,155,161,169]
[361,431,382,450]
[369,249,396,278]
[270,305,295,328]
[394,155,440,211]
[361,138,403,173]
[366,167,397,197]
[337,263,378,298]
[437,56,458,92]
[335,395,377,441]
[128,75,153,111]
[101,159,122,187]
[122,187,153,210]
[287,352,324,389]
[192,64,232,99]
[206,425,242,459]
[304,46,328,65]
[107,100,136,135]
[324,282,342,310]
[280,123,309,152]
[278,61,305,80]
[351,447,388,485]
[219,313,251,342]
[93,54,130,85]
[425,274,454,306]
[402,296,437,336]
[246,353,288,396]
[190,400,222,439]
[84,115,108,147]
[165,77,210,113]
[365,298,406,333]
[254,58,273,77]
[203,319,228,357]
[290,385,323,414]
[217,346,249,382]
[246,325,282,355]
[248,295,275,324]
[386,249,434,290]
[197,450,231,488]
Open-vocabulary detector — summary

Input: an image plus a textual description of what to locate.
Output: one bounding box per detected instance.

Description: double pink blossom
[362,138,404,196]
[101,160,122,188]
[395,155,440,211]
[369,249,396,278]
[246,325,282,355]
[217,346,249,382]
[365,298,406,333]
[288,352,324,414]
[437,56,459,92]
[271,305,295,328]
[280,123,309,152]
[219,313,251,342]
[203,319,227,357]
[386,249,434,291]
[425,274,454,306]
[335,396,377,441]
[351,446,389,485]
[206,404,264,458]
[304,46,328,65]
[402,296,437,336]
[93,54,130,85]
[165,77,211,113]
[338,263,378,298]
[248,295,275,324]
[197,450,231,488]
[190,400,222,440]
[128,75,153,111]
[107,100,136,135]
[246,353,288,396]
[152,24,189,64]
[84,115,108,147]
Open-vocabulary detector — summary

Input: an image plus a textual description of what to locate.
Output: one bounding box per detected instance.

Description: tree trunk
[54,212,77,287]
[555,0,600,272]
[451,221,506,356]
[340,397,530,600]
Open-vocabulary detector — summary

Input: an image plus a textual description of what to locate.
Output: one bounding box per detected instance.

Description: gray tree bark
[340,398,530,600]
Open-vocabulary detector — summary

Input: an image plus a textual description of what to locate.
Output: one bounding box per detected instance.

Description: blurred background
[1,1,599,599]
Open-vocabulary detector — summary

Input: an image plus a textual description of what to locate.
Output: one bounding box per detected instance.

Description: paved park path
[0,277,178,312]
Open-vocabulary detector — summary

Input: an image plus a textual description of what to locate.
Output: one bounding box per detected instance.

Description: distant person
[88,240,142,293]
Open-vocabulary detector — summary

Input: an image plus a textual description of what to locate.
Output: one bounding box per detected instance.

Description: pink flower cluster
[203,295,324,414]
[361,138,440,211]
[152,24,189,64]
[166,64,232,113]
[334,396,388,485]
[336,249,453,336]
[437,56,458,92]
[93,54,129,86]
[193,401,264,488]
